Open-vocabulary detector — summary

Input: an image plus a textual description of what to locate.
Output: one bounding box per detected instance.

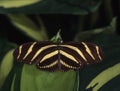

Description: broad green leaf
[86,63,120,91]
[0,49,14,88]
[0,39,17,90]
[0,0,102,14]
[21,65,76,91]
[0,0,41,8]
[7,14,48,41]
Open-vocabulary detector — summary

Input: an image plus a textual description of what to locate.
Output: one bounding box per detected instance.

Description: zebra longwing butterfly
[13,41,103,72]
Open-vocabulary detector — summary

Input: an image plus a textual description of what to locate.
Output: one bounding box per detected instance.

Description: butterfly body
[13,41,103,72]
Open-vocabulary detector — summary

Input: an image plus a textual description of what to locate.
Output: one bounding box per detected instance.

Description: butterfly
[13,41,103,72]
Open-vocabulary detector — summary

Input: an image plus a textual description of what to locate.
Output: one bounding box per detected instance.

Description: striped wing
[13,41,103,72]
[13,41,57,64]
[36,46,82,71]
[61,42,104,65]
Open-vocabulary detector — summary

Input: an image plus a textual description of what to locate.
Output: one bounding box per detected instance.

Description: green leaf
[20,65,76,91]
[0,39,16,90]
[86,63,120,91]
[10,74,16,91]
[0,49,14,88]
[7,14,48,41]
[0,0,41,8]
[0,0,102,14]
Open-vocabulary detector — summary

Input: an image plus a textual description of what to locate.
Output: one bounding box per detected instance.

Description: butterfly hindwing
[36,46,59,71]
[59,46,82,71]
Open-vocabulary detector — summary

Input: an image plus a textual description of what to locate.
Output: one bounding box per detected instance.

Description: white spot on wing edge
[38,60,58,68]
[60,60,78,69]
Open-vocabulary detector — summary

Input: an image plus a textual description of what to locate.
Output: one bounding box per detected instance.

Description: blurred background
[0,0,120,91]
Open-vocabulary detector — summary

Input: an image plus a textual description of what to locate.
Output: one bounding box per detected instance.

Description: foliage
[0,0,119,91]
[0,0,101,14]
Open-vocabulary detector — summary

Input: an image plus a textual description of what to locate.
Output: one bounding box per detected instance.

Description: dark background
[0,0,119,44]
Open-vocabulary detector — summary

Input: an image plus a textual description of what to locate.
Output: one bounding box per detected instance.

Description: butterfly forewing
[13,41,103,72]
[61,42,103,65]
[13,41,56,64]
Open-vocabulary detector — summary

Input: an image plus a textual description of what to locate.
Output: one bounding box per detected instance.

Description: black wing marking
[61,42,104,65]
[59,47,83,71]
[13,41,57,64]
